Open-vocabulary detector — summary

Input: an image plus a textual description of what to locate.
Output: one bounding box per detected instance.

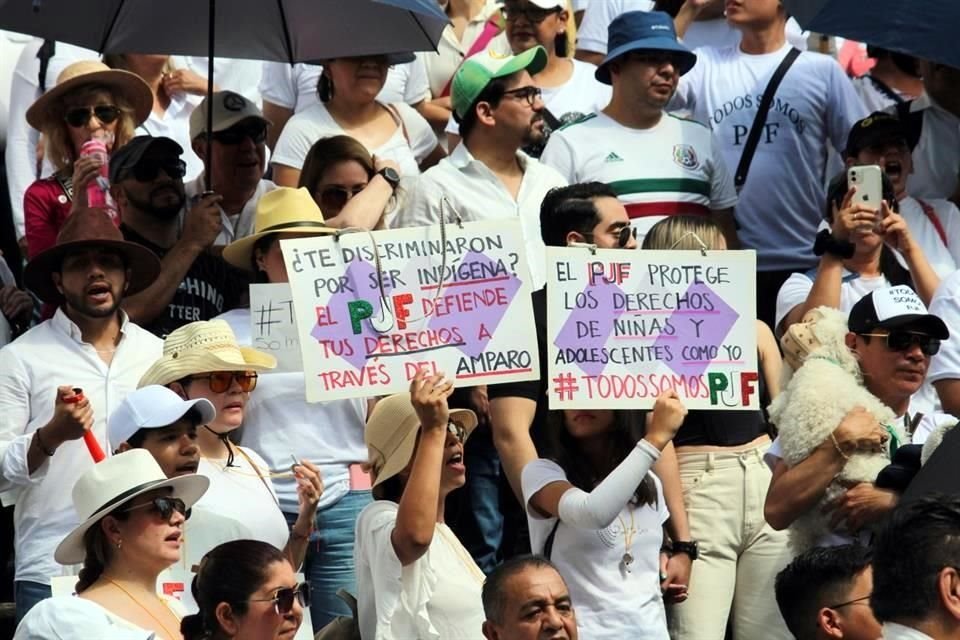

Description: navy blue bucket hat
[596,11,697,84]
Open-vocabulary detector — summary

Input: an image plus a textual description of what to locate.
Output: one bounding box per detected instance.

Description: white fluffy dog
[768,306,901,552]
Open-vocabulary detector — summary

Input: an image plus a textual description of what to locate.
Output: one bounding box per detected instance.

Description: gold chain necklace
[616,509,637,573]
[106,578,180,639]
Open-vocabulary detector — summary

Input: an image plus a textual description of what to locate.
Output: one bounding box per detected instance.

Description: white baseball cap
[848,285,949,339]
[108,385,216,451]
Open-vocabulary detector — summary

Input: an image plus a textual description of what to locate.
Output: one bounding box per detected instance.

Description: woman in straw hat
[354,371,484,639]
[14,449,208,639]
[137,320,323,574]
[220,186,371,632]
[23,60,153,259]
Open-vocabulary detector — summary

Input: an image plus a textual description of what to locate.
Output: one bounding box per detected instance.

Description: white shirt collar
[451,142,532,173]
[882,622,935,639]
[51,307,129,343]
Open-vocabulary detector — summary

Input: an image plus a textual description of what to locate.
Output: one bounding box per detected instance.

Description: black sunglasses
[859,330,941,356]
[502,85,542,108]
[250,582,311,615]
[624,51,685,69]
[212,122,267,145]
[583,225,637,248]
[318,185,366,212]
[65,105,122,128]
[120,496,191,521]
[501,5,562,23]
[118,158,187,183]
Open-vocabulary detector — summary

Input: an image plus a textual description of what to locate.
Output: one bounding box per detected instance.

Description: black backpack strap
[734,47,801,191]
[895,99,924,151]
[542,518,561,560]
[37,40,56,93]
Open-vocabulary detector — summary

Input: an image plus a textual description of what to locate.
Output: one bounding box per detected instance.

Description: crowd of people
[2,0,960,638]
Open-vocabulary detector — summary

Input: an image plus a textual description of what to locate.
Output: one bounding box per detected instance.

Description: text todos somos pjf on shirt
[546,248,759,410]
[281,220,540,402]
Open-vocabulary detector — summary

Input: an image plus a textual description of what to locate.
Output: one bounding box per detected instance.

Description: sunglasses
[118,158,187,183]
[64,105,122,128]
[501,5,562,23]
[502,85,542,108]
[624,51,685,69]
[250,582,311,615]
[186,371,259,393]
[120,496,191,521]
[858,331,941,356]
[828,594,871,609]
[447,420,467,443]
[583,225,637,248]
[318,185,366,212]
[212,122,267,145]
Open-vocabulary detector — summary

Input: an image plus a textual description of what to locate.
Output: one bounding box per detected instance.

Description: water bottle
[79,131,119,223]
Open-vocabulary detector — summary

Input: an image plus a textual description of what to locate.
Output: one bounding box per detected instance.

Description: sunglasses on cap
[212,122,267,145]
[118,158,187,183]
[858,330,941,356]
[64,105,122,128]
[318,185,366,212]
[185,371,258,393]
[583,225,637,248]
[120,496,191,521]
[501,4,562,23]
[447,420,467,443]
[250,582,311,615]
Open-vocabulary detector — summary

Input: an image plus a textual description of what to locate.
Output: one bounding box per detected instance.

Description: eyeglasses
[249,582,311,615]
[858,331,941,356]
[447,420,467,443]
[120,496,191,521]
[501,5,562,23]
[212,122,267,145]
[502,86,542,108]
[64,105,122,128]
[186,371,259,393]
[317,185,366,212]
[118,158,187,183]
[828,594,872,609]
[623,51,685,69]
[583,225,637,249]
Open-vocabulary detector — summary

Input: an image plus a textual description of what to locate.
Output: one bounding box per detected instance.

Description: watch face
[381,167,400,184]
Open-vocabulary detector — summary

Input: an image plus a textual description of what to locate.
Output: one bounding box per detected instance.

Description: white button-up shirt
[882,622,935,639]
[0,309,162,585]
[392,143,567,289]
[183,175,277,247]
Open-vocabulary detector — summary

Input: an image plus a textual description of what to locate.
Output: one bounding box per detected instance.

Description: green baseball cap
[452,46,548,120]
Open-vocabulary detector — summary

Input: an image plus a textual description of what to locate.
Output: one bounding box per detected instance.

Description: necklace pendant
[622,551,633,572]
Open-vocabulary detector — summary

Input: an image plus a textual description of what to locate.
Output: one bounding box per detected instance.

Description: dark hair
[872,495,960,623]
[124,407,204,450]
[251,233,279,283]
[299,135,375,196]
[825,171,913,289]
[456,76,510,140]
[317,71,334,103]
[539,182,617,247]
[372,474,405,502]
[482,555,562,624]
[76,507,133,592]
[545,409,657,507]
[181,540,289,640]
[775,544,873,640]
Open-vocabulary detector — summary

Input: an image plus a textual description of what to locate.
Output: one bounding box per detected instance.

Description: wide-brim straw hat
[55,449,209,565]
[139,319,277,388]
[22,207,162,305]
[365,392,478,488]
[26,60,153,130]
[222,187,336,272]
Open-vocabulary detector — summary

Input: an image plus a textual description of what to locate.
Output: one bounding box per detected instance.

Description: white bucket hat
[108,385,216,451]
[55,449,209,565]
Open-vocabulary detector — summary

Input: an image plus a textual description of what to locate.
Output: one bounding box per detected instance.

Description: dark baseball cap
[845,112,909,158]
[109,135,184,184]
[848,286,949,339]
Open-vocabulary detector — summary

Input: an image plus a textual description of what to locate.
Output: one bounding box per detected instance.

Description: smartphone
[847,164,884,231]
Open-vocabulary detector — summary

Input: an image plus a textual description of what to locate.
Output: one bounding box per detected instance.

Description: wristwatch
[671,540,700,560]
[376,166,401,191]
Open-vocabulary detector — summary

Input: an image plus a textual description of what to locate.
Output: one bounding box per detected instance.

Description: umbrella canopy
[0,0,448,62]
[783,0,960,70]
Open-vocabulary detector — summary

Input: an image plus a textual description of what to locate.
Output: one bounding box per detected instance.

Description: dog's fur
[768,307,901,552]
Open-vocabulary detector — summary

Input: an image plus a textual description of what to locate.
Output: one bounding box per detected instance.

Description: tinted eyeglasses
[583,225,637,248]
[212,122,268,145]
[501,5,562,23]
[447,420,467,443]
[858,331,941,356]
[186,371,259,393]
[250,582,311,615]
[317,185,366,212]
[502,85,542,108]
[121,496,191,521]
[118,158,187,183]
[64,105,122,128]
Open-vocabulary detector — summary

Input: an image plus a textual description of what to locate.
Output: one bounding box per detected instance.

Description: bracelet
[829,431,850,461]
[35,427,56,457]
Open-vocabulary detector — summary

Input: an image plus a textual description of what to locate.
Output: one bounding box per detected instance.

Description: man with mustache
[541,11,738,248]
[112,135,248,337]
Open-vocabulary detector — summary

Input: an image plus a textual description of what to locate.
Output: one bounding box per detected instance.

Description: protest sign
[250,283,303,373]
[547,248,758,410]
[282,220,539,402]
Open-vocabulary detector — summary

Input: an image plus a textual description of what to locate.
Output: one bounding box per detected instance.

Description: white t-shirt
[272,101,436,179]
[541,111,737,241]
[894,94,960,201]
[673,44,867,271]
[15,594,183,639]
[898,196,960,278]
[172,56,264,107]
[774,268,890,333]
[218,308,368,513]
[521,459,669,640]
[354,501,485,640]
[927,270,960,388]
[136,92,204,182]
[183,176,277,246]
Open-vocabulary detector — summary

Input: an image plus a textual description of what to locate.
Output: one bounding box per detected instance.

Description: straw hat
[139,320,277,388]
[26,60,153,130]
[55,449,209,565]
[222,187,335,271]
[365,392,478,488]
[22,207,161,305]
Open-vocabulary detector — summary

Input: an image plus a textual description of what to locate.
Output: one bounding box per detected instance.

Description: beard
[62,286,122,319]
[522,114,547,147]
[123,183,186,221]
